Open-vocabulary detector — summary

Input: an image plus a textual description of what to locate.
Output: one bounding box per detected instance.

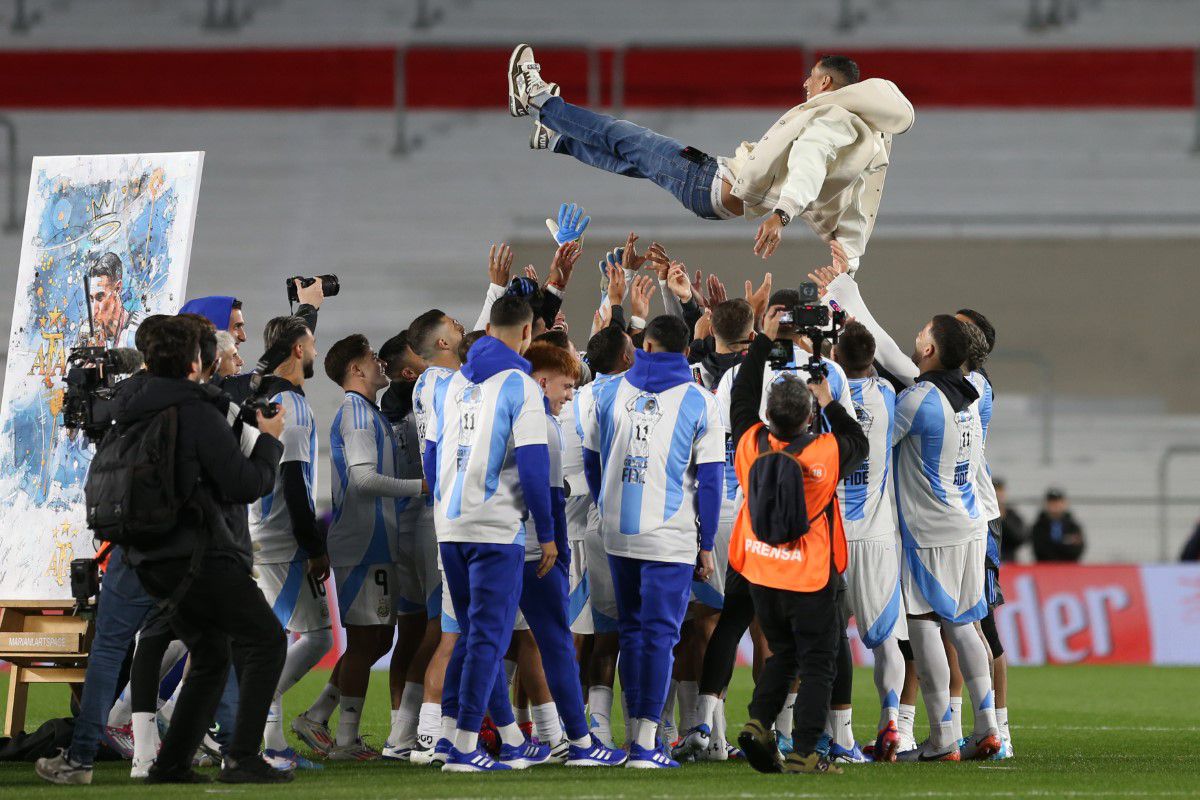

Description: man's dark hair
[489,295,533,329]
[585,326,630,375]
[929,314,969,372]
[135,314,170,355]
[834,321,876,374]
[962,321,991,374]
[177,312,218,373]
[765,374,813,439]
[143,316,199,379]
[87,252,122,283]
[458,330,486,364]
[263,315,310,351]
[407,308,448,361]
[231,298,243,311]
[711,299,754,346]
[378,331,410,377]
[644,315,689,354]
[533,329,571,350]
[818,55,860,87]
[956,308,995,354]
[325,333,372,386]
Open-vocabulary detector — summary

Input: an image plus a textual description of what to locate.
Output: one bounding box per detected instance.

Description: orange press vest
[729,422,847,592]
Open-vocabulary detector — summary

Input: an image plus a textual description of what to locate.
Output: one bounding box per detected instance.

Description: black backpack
[84,407,181,547]
[746,427,827,546]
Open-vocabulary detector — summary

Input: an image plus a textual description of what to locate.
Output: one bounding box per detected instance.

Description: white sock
[107,687,133,728]
[305,682,340,726]
[829,707,854,749]
[943,622,999,737]
[532,702,564,744]
[873,638,904,731]
[516,704,531,725]
[497,722,525,747]
[677,681,699,733]
[997,706,1010,741]
[417,702,441,745]
[713,697,727,749]
[908,618,954,750]
[661,681,678,732]
[634,718,658,750]
[898,703,917,742]
[587,685,614,746]
[621,691,632,746]
[775,692,796,738]
[387,709,402,747]
[159,675,184,723]
[131,711,159,762]
[335,696,364,747]
[440,715,456,745]
[388,682,422,748]
[696,693,720,731]
[453,728,478,753]
[949,696,964,742]
[263,694,287,751]
[503,658,517,687]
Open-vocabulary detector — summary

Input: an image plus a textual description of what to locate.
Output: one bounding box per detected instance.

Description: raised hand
[646,242,671,280]
[591,304,612,337]
[693,308,713,341]
[706,274,728,307]
[524,264,539,282]
[488,242,514,287]
[745,272,773,323]
[548,240,582,289]
[629,274,655,320]
[552,202,590,245]
[690,270,707,308]
[606,263,628,306]
[806,265,841,297]
[666,262,692,302]
[830,240,850,274]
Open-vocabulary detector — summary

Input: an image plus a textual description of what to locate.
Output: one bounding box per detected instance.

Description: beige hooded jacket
[724,78,915,260]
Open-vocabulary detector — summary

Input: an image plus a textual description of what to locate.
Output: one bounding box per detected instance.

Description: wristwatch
[772,208,791,227]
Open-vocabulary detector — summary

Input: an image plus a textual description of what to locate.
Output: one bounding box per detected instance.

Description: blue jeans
[440,541,524,733]
[69,549,156,766]
[538,97,722,220]
[607,555,694,722]
[519,560,589,741]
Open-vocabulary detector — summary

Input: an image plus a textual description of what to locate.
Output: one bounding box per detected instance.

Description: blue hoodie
[421,336,556,548]
[179,295,237,330]
[583,348,724,553]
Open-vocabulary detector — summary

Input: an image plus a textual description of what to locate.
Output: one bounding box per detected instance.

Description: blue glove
[551,202,590,245]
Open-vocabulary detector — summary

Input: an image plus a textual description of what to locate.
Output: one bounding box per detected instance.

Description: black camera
[69,552,102,616]
[286,274,340,304]
[767,281,847,379]
[236,339,295,426]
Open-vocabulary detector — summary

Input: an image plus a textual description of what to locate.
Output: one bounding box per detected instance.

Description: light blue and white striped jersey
[713,363,745,508]
[582,377,725,565]
[250,388,318,564]
[757,344,854,425]
[429,368,548,545]
[967,371,999,522]
[327,392,407,568]
[892,380,987,548]
[568,373,622,541]
[525,414,564,561]
[840,376,897,541]
[412,365,456,457]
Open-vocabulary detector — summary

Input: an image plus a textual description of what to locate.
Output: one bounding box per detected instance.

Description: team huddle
[174,225,1009,773]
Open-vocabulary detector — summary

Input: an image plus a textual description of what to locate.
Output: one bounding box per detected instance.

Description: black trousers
[747,575,841,755]
[699,565,755,695]
[137,553,286,770]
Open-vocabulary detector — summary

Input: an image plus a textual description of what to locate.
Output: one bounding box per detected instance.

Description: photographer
[114,316,291,784]
[727,306,866,776]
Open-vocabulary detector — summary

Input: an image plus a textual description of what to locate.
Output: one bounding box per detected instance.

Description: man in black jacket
[115,316,290,783]
[1031,489,1085,563]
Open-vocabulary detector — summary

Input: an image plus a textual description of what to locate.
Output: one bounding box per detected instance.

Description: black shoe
[738,719,783,774]
[145,766,213,784]
[218,755,295,784]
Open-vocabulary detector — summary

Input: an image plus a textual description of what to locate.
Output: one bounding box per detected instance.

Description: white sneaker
[381,742,411,761]
[130,756,155,779]
[697,739,728,762]
[508,43,551,117]
[547,737,571,764]
[530,83,561,149]
[408,735,437,765]
[35,749,93,785]
[291,713,335,755]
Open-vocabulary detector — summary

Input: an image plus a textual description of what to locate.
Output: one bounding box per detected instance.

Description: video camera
[767,281,848,379]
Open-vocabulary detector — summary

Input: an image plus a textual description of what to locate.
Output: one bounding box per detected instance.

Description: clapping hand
[745,272,773,324]
[629,274,656,321]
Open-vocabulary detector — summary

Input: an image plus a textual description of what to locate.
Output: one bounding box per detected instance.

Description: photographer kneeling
[729,306,867,775]
[113,316,291,784]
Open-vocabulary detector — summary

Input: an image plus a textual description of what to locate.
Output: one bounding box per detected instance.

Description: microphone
[107,347,146,375]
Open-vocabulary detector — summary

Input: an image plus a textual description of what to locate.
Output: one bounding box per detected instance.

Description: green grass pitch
[2,665,1198,798]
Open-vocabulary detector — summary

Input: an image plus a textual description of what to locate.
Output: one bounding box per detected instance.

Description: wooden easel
[0,600,92,736]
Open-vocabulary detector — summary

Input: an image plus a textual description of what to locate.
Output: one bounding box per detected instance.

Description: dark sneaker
[145,765,213,784]
[218,755,295,784]
[783,751,844,774]
[737,719,783,774]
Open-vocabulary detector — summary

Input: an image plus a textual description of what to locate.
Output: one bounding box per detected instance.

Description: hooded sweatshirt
[180,295,237,330]
[423,336,555,548]
[111,373,283,570]
[581,349,725,562]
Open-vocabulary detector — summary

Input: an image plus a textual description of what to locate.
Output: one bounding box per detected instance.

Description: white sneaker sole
[508,43,533,117]
[441,762,510,773]
[380,747,411,761]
